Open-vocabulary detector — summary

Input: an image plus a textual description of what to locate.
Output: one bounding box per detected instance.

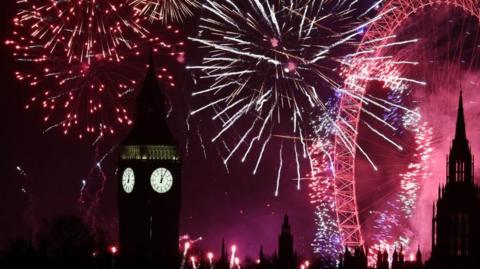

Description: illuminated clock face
[122,167,135,193]
[150,168,173,193]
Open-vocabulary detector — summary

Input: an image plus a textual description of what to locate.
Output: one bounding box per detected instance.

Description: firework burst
[14,0,150,64]
[129,0,200,24]
[188,0,368,188]
[6,0,185,138]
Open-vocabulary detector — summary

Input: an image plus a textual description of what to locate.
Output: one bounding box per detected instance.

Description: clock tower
[118,53,181,269]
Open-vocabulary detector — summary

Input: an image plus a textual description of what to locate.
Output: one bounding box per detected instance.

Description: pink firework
[320,0,480,265]
[14,0,149,64]
[6,0,184,139]
[129,0,200,24]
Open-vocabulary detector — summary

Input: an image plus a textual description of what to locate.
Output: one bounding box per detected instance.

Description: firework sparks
[6,1,184,138]
[16,165,38,235]
[129,0,200,24]
[14,0,149,64]
[188,0,371,190]
[308,99,343,266]
[187,0,425,260]
[179,235,203,269]
[308,36,430,263]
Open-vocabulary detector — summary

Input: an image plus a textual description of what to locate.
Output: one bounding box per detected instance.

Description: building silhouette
[257,246,272,269]
[117,53,182,269]
[275,215,297,269]
[339,246,368,269]
[338,93,480,269]
[390,247,404,269]
[427,92,480,268]
[215,239,230,269]
[340,245,422,269]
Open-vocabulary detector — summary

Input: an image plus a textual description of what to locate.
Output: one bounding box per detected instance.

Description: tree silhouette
[37,215,95,268]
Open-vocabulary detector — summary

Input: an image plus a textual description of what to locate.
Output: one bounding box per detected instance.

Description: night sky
[5,0,470,262]
[0,0,318,258]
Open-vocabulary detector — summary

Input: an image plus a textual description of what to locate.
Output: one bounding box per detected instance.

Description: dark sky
[5,2,480,264]
[0,0,319,259]
[0,0,389,261]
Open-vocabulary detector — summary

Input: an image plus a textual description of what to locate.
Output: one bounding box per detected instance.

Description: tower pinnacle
[447,92,472,184]
[454,91,467,142]
[123,50,176,145]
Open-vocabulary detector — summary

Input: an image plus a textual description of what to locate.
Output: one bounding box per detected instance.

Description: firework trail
[179,235,203,269]
[16,165,39,235]
[79,144,110,228]
[207,252,214,268]
[129,0,200,24]
[180,241,191,269]
[6,0,185,139]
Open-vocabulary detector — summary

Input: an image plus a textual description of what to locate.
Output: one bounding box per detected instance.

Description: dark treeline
[0,215,116,269]
[0,215,336,269]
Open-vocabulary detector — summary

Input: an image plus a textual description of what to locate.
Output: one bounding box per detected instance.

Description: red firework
[6,0,184,139]
[14,0,149,63]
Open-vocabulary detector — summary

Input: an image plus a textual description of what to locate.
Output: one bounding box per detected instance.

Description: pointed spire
[416,245,422,263]
[281,214,291,234]
[447,91,472,183]
[455,91,467,141]
[220,238,227,261]
[259,245,265,262]
[122,48,177,145]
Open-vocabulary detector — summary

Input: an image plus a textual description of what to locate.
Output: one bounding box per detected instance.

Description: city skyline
[2,1,480,268]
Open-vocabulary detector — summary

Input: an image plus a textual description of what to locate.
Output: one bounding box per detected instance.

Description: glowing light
[207,252,214,264]
[6,0,184,138]
[191,256,197,269]
[230,245,237,269]
[188,0,374,182]
[129,0,200,24]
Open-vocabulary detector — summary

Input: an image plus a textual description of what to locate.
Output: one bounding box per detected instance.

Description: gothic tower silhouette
[428,92,480,269]
[117,53,181,268]
[276,215,296,269]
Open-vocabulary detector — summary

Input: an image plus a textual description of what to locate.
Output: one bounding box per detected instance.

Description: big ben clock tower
[118,54,181,269]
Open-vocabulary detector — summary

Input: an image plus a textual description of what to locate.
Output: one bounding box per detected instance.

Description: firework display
[188,0,372,191]
[8,0,480,265]
[15,0,150,64]
[313,0,480,265]
[308,100,343,267]
[6,0,184,138]
[129,0,200,24]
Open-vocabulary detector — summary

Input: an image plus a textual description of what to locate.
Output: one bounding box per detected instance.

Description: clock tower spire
[118,52,182,269]
[123,50,176,145]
